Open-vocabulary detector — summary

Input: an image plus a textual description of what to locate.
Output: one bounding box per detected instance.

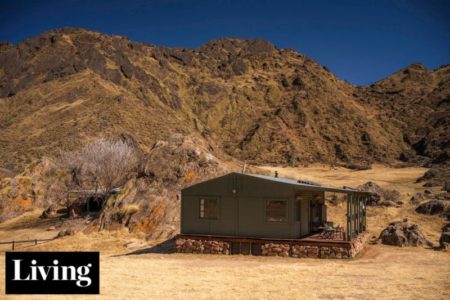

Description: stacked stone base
[175,232,371,259]
[291,245,319,258]
[175,238,230,254]
[261,243,290,257]
[350,231,372,256]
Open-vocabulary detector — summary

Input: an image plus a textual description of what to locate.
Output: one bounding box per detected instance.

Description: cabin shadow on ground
[124,238,176,256]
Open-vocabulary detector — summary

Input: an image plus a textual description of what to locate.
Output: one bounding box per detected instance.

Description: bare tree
[58,138,139,214]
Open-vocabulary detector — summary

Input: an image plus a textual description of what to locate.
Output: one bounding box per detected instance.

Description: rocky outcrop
[357,181,401,206]
[410,193,425,204]
[376,220,433,247]
[415,200,446,215]
[0,135,231,240]
[439,224,450,250]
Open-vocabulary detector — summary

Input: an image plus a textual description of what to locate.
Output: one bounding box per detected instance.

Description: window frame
[198,197,220,220]
[264,199,288,223]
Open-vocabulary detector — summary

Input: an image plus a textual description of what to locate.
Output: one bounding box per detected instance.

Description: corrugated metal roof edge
[239,172,368,194]
[182,172,371,194]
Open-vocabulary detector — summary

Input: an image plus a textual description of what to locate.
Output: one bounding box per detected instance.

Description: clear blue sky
[0,0,449,85]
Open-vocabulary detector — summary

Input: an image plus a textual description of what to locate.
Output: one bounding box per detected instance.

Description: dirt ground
[0,165,449,299]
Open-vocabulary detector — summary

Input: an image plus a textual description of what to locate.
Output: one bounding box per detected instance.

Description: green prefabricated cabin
[181,172,368,240]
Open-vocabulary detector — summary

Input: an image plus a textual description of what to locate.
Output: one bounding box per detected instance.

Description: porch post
[353,193,356,235]
[356,193,360,234]
[363,195,367,231]
[346,193,351,241]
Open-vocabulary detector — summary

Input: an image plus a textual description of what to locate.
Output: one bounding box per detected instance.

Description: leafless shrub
[58,138,139,209]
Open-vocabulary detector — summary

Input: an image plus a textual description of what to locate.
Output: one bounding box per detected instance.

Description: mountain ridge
[0,28,448,183]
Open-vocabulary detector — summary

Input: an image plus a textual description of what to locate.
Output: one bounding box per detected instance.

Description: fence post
[35,239,37,245]
[12,240,14,251]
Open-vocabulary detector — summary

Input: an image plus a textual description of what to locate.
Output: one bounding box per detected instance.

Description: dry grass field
[0,165,449,299]
[0,245,449,300]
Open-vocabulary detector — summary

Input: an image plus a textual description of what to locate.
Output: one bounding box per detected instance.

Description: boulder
[376,220,433,247]
[357,181,382,205]
[439,227,450,249]
[444,181,450,193]
[442,223,450,232]
[357,182,401,206]
[231,59,247,75]
[379,200,397,207]
[57,229,76,238]
[415,200,445,215]
[280,78,289,88]
[410,193,425,204]
[40,204,57,219]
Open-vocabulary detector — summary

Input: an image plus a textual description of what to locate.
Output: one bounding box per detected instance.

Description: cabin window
[266,200,287,222]
[199,198,219,219]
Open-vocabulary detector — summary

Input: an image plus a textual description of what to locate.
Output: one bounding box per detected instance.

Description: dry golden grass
[260,164,428,194]
[0,246,449,299]
[0,165,448,299]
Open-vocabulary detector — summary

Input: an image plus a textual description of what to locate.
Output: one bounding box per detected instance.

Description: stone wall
[175,232,371,259]
[291,245,320,258]
[261,243,290,257]
[319,246,350,258]
[349,231,372,257]
[175,238,230,254]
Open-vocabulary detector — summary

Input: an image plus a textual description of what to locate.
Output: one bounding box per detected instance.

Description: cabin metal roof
[183,172,369,194]
[241,173,364,193]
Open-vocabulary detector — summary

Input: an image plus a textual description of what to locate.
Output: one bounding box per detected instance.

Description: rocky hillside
[0,28,449,181]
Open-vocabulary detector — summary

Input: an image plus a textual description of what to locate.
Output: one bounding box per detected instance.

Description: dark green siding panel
[181,195,210,234]
[236,196,295,239]
[181,194,238,235]
[209,197,237,235]
[237,197,262,237]
[300,194,310,236]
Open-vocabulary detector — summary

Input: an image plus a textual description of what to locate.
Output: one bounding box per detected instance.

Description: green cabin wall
[181,173,325,239]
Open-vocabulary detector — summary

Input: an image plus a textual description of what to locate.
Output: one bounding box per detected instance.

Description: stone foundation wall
[261,243,290,257]
[291,245,319,258]
[349,231,372,257]
[175,238,230,254]
[319,246,350,258]
[175,232,371,259]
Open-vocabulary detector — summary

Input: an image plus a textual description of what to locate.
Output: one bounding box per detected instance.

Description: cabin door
[310,194,324,233]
